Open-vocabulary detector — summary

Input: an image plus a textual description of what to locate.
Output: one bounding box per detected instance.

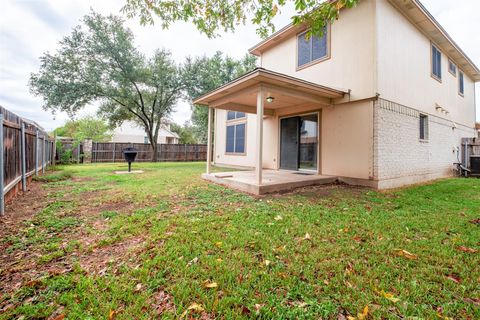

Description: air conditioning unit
[470,155,480,175]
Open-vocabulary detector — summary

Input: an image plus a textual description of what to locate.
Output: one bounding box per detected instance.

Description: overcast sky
[0,0,479,131]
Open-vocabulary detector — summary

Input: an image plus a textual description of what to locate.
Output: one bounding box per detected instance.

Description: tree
[183,52,257,142]
[54,116,112,143]
[170,122,198,144]
[122,0,360,38]
[29,11,183,161]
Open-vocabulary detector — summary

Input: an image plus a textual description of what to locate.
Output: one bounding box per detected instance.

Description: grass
[0,162,479,319]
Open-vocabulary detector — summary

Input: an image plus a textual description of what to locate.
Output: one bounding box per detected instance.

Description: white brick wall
[373,99,475,188]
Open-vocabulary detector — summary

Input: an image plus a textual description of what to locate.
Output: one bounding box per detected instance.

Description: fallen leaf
[264,260,271,266]
[180,303,204,318]
[353,236,364,243]
[304,233,311,240]
[108,310,116,320]
[274,215,283,221]
[469,218,480,225]
[187,257,199,266]
[51,315,65,320]
[463,297,480,305]
[377,290,400,303]
[215,242,222,247]
[135,283,143,292]
[254,303,264,313]
[457,246,477,253]
[394,249,417,260]
[204,281,218,288]
[216,258,223,262]
[446,274,461,283]
[357,305,368,320]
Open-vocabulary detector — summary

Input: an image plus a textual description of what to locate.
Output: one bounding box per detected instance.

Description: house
[194,0,479,194]
[111,121,179,144]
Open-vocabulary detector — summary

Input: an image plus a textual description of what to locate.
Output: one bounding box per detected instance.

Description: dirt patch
[267,182,368,200]
[78,237,146,274]
[3,181,51,220]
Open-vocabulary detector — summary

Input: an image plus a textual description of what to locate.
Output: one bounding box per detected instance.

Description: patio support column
[206,107,213,174]
[256,86,264,185]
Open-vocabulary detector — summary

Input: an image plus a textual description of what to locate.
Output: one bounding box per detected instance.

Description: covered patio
[193,68,348,194]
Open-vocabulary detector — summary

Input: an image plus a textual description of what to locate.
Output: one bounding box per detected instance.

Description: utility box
[470,155,480,175]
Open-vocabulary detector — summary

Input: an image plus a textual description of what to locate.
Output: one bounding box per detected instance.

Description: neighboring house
[476,123,480,137]
[195,0,479,193]
[111,121,179,144]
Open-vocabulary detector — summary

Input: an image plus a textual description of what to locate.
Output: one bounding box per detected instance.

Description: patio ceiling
[193,68,348,115]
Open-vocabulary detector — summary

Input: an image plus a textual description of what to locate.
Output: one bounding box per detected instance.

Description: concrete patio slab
[202,170,337,195]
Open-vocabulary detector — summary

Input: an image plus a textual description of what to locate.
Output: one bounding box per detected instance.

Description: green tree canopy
[183,51,257,143]
[29,11,183,161]
[54,116,112,143]
[122,0,360,38]
[170,122,198,144]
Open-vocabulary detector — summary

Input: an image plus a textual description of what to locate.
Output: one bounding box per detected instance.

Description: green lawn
[0,162,479,319]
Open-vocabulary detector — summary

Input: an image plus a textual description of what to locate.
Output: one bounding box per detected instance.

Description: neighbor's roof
[249,0,480,82]
[193,67,347,106]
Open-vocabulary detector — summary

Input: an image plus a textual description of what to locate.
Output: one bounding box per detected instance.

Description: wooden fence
[1,106,55,215]
[56,138,83,164]
[91,142,207,162]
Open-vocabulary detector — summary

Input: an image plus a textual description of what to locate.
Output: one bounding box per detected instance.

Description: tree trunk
[151,142,158,162]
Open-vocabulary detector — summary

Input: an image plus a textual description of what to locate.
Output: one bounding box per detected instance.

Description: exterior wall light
[266,96,274,103]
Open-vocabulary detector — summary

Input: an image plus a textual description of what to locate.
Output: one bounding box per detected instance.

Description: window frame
[296,25,331,71]
[419,113,429,142]
[225,113,247,155]
[448,59,457,77]
[431,43,442,82]
[226,111,246,121]
[458,70,464,97]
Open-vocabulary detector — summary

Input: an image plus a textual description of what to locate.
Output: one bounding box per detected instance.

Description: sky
[0,0,479,131]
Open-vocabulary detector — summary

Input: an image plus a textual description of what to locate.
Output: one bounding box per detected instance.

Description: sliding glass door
[280,113,318,171]
[299,114,318,171]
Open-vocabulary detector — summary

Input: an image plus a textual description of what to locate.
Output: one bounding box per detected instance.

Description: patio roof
[193,68,348,115]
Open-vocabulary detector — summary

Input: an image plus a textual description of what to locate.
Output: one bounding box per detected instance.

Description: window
[419,114,429,141]
[459,71,464,96]
[431,44,442,81]
[144,136,149,144]
[227,111,246,120]
[448,59,457,76]
[297,28,328,68]
[226,123,245,153]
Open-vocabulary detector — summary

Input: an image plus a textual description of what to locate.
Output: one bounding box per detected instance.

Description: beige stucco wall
[214,101,373,180]
[375,0,476,127]
[260,0,377,101]
[213,109,278,169]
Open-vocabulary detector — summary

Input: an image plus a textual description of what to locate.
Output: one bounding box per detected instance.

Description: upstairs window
[227,111,246,120]
[459,71,464,96]
[297,27,329,68]
[448,59,457,76]
[419,114,429,141]
[431,44,442,81]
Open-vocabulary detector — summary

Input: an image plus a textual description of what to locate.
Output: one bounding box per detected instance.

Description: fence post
[0,114,4,215]
[52,135,56,166]
[35,129,39,175]
[42,136,46,174]
[21,122,27,192]
[113,142,116,162]
[184,144,187,161]
[77,144,80,164]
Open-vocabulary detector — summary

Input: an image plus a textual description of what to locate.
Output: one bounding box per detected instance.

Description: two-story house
[194,0,479,194]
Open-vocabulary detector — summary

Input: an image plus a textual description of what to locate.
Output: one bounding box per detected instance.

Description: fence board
[1,106,55,215]
[91,143,207,162]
